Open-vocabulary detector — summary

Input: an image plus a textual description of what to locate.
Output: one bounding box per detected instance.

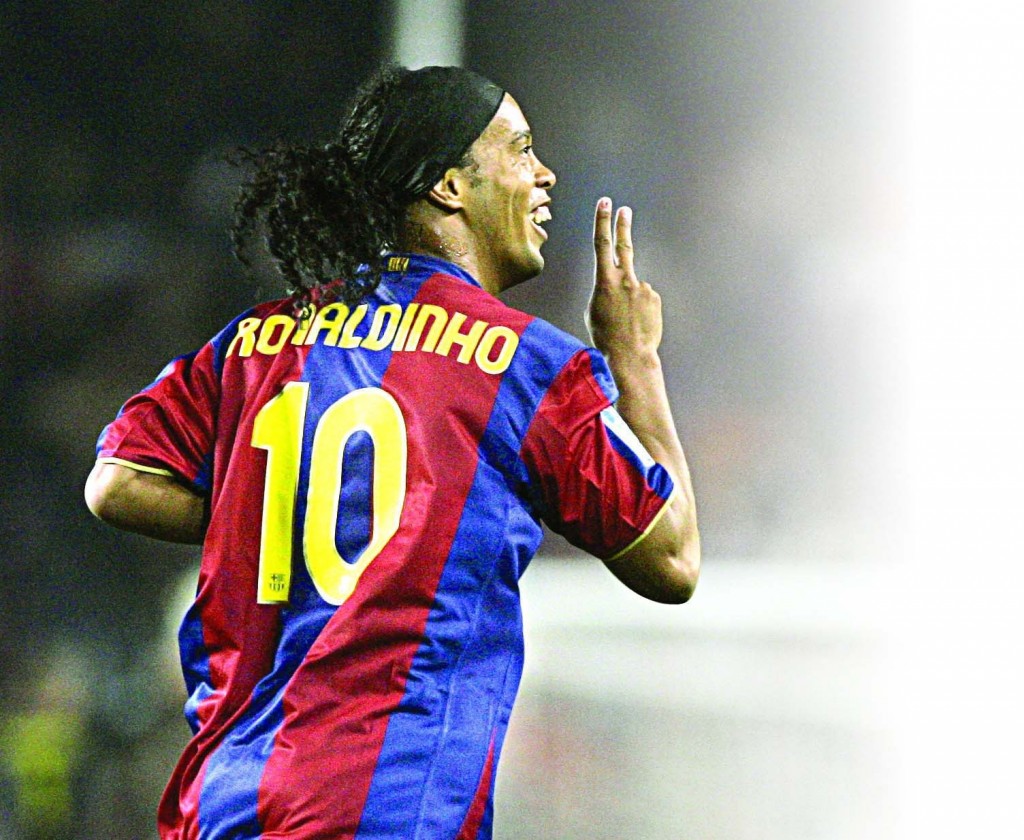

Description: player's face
[460,95,556,289]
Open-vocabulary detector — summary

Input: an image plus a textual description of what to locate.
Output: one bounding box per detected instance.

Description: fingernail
[599,197,611,210]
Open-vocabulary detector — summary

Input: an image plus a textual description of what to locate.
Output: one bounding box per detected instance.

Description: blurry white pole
[390,0,465,68]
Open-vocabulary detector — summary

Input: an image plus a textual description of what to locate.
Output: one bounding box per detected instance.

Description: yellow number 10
[250,383,407,606]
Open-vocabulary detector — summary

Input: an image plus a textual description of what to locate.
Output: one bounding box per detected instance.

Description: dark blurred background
[1,1,909,837]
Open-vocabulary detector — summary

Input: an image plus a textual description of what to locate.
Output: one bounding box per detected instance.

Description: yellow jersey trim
[605,485,679,563]
[96,457,175,478]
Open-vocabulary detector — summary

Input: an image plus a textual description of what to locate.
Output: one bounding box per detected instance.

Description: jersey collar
[385,252,483,289]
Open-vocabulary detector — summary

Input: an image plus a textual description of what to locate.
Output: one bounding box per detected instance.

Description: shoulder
[462,293,617,409]
[421,270,585,356]
[205,298,302,369]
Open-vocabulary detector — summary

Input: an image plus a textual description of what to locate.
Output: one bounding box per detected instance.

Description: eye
[521,144,533,156]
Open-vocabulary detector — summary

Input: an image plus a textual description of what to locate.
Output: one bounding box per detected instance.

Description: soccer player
[85,65,699,839]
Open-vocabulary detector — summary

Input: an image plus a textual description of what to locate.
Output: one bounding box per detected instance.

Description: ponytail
[230,66,410,309]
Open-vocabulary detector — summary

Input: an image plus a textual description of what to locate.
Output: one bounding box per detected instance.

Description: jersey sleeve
[519,348,676,560]
[95,343,220,493]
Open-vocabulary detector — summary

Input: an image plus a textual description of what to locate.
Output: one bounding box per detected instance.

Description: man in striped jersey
[85,65,699,840]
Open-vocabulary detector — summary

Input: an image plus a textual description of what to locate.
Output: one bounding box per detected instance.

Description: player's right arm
[585,197,700,603]
[85,461,207,544]
[86,341,221,545]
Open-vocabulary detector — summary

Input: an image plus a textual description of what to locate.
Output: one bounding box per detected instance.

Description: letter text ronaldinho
[225,303,520,375]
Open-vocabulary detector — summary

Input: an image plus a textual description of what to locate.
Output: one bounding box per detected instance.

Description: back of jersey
[109,254,542,839]
[97,252,673,839]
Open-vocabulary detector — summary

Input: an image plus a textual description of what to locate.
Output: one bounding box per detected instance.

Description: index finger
[593,197,616,281]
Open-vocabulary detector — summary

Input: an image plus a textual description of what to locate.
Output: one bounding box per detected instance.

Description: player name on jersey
[225,300,520,374]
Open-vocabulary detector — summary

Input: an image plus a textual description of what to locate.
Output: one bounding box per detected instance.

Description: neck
[398,212,504,295]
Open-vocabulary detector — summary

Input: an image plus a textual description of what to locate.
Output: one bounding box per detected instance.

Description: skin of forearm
[86,463,206,544]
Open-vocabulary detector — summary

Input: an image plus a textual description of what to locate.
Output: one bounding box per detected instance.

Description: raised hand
[586,197,663,364]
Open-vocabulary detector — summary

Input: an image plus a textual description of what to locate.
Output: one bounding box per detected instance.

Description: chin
[520,247,546,280]
[493,248,545,293]
[510,262,543,290]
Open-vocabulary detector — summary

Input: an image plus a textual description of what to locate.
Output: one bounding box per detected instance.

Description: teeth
[530,206,552,225]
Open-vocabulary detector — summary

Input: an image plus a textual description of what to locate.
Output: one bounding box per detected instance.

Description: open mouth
[529,205,552,237]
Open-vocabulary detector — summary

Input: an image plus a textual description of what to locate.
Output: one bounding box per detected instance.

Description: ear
[426,166,469,212]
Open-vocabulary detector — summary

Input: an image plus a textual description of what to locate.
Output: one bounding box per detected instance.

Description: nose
[535,157,556,190]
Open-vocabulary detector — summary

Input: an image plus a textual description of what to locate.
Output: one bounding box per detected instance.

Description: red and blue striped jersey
[96,253,675,840]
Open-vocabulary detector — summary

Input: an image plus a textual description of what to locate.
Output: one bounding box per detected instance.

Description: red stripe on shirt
[456,732,497,840]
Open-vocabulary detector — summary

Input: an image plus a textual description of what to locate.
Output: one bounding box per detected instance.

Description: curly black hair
[230,65,412,311]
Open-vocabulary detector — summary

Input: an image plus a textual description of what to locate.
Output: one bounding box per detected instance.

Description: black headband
[362,66,505,202]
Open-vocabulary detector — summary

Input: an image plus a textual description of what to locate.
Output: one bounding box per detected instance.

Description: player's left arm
[587,198,700,603]
[85,461,206,544]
